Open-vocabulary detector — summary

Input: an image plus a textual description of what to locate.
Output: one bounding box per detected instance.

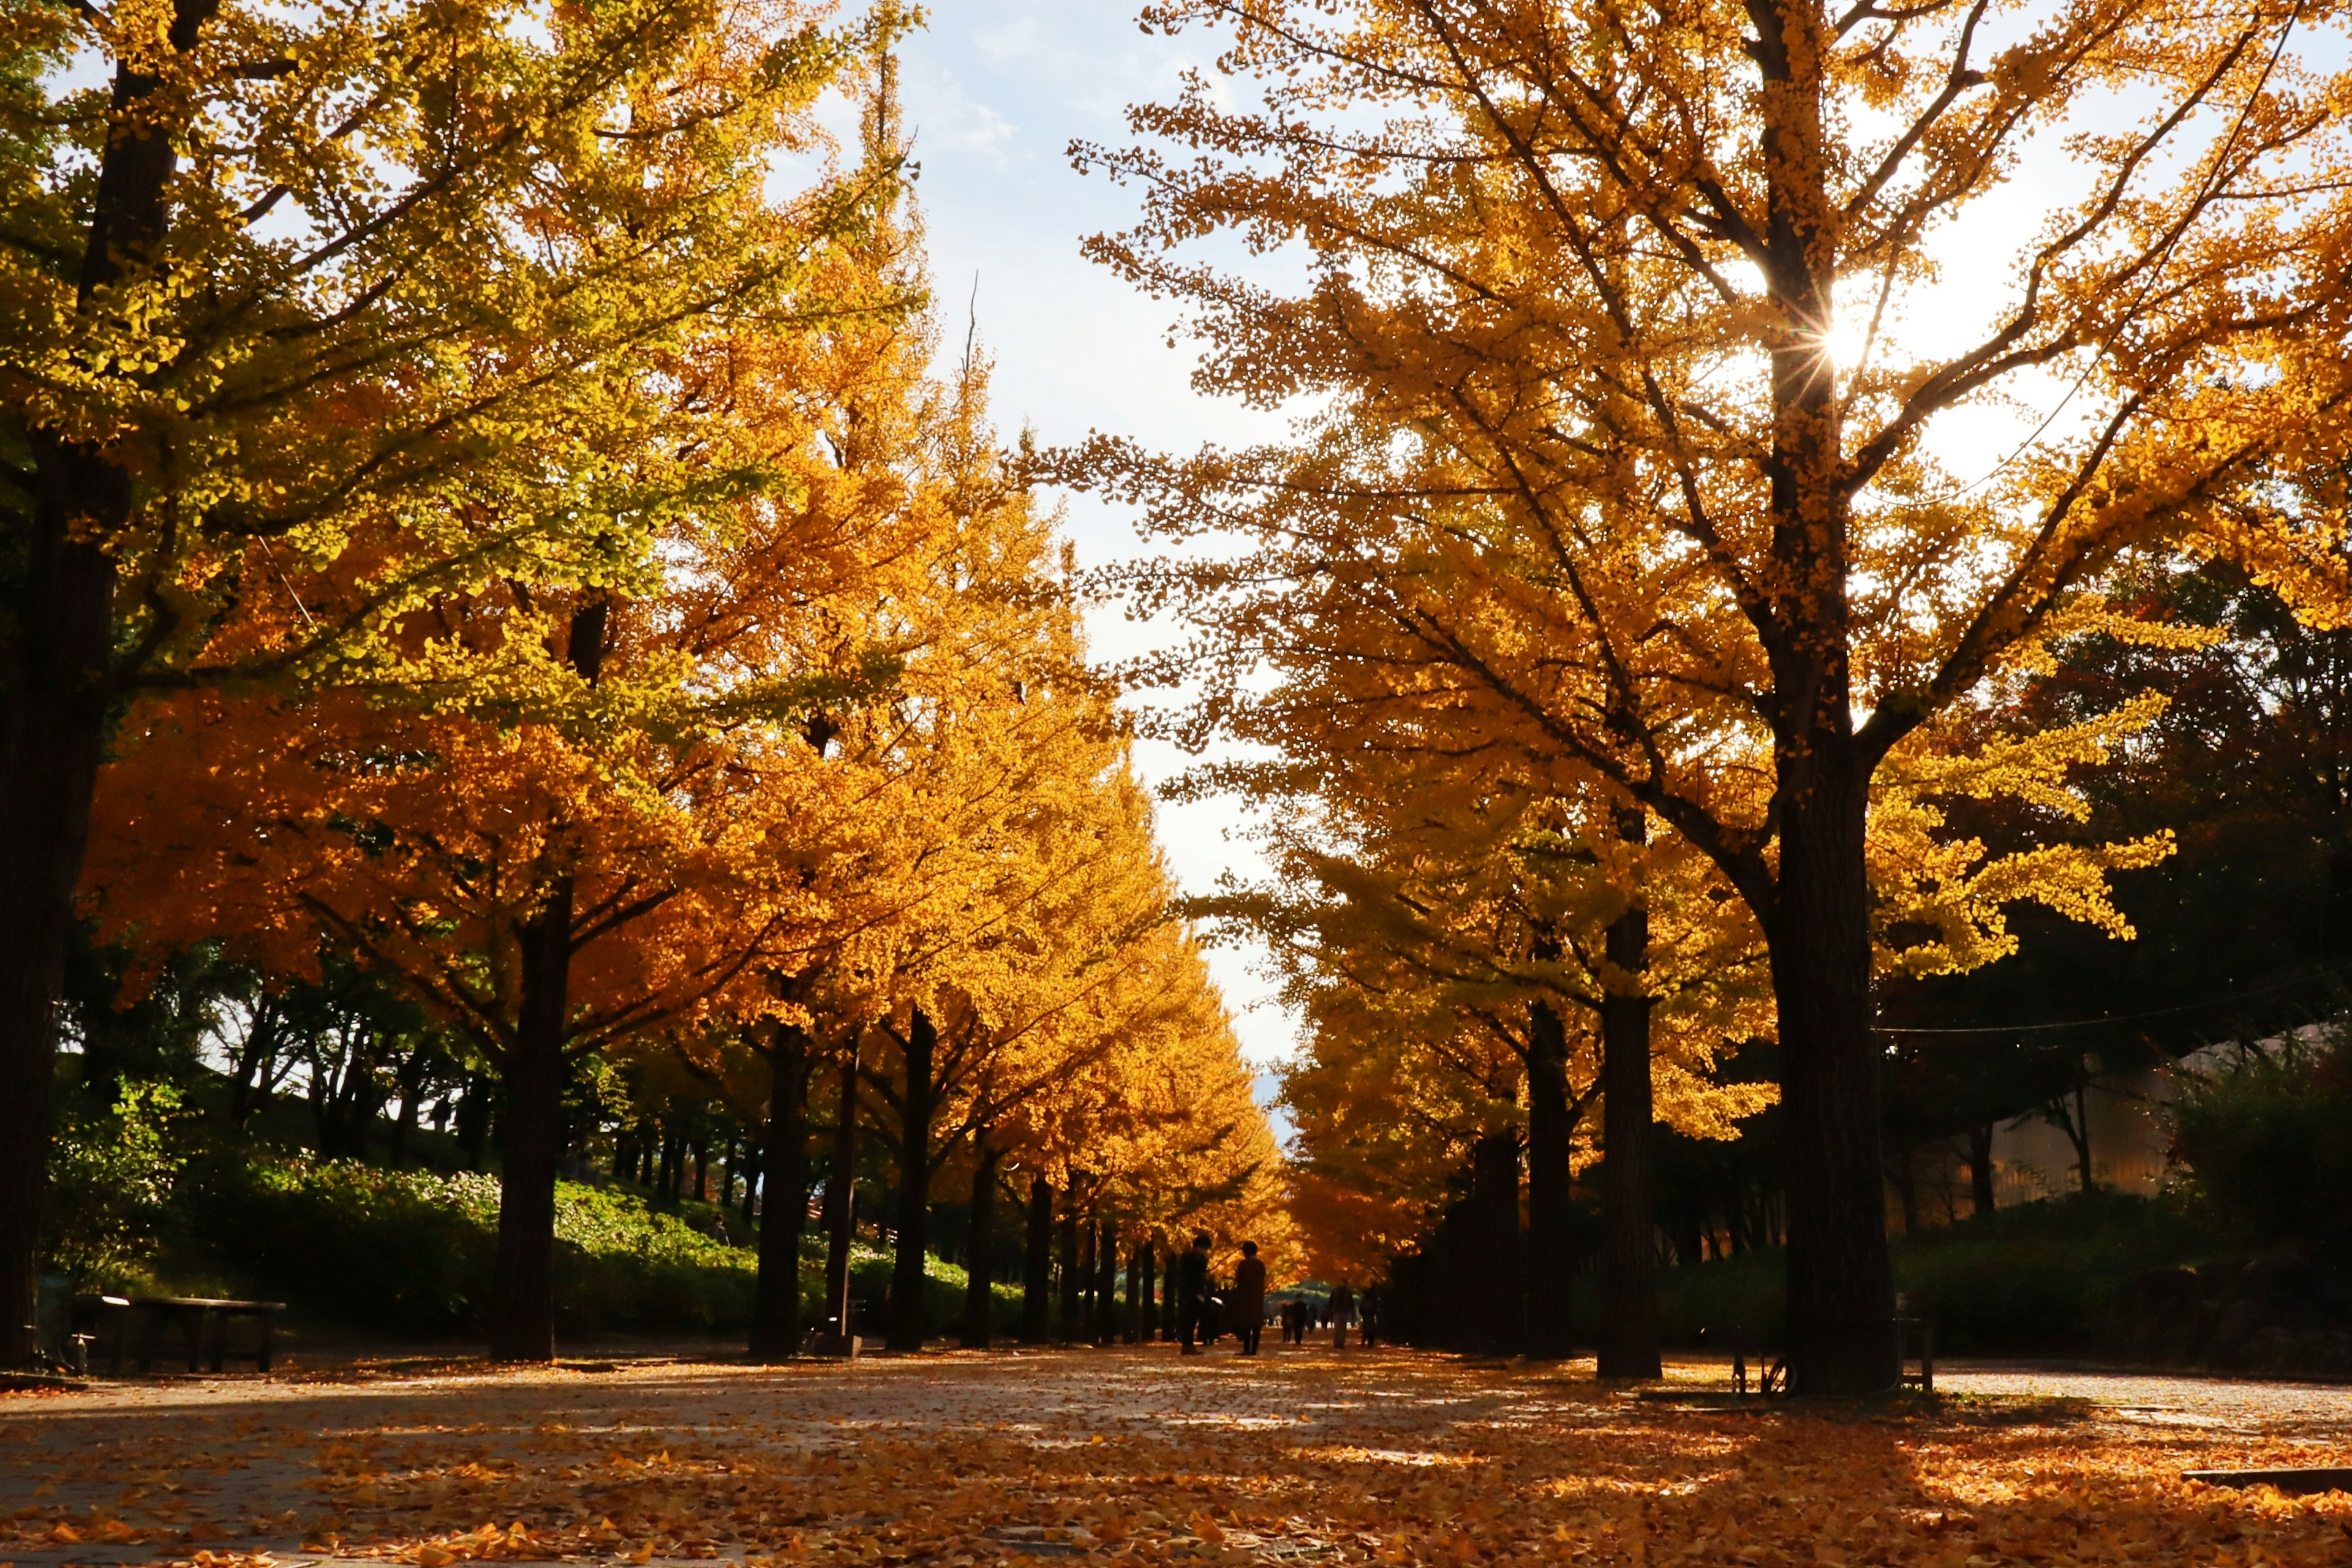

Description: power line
[1872,959,2352,1037]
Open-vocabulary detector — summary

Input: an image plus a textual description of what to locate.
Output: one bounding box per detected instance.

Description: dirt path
[6,1346,2347,1568]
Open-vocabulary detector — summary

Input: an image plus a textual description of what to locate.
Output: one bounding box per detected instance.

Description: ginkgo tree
[1069,0,2345,1389]
[76,92,937,1360]
[0,0,901,1357]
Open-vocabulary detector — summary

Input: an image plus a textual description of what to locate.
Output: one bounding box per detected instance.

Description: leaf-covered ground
[6,1348,2350,1568]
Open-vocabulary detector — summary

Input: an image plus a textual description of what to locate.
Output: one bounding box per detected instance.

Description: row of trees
[3,0,1281,1362]
[1072,0,2352,1389]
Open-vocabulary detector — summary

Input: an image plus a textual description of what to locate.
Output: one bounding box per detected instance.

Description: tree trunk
[1076,1210,1098,1344]
[962,1142,1000,1349]
[1095,1215,1118,1345]
[1124,1243,1141,1343]
[692,1139,708,1202]
[1471,1132,1521,1354]
[886,1005,937,1352]
[483,594,604,1362]
[1966,1125,1997,1218]
[1139,1242,1157,1342]
[487,878,574,1361]
[1524,997,1576,1359]
[1770,774,1898,1393]
[823,1047,860,1338]
[1057,1191,1080,1344]
[0,0,223,1366]
[1598,863,1661,1379]
[2072,1076,2095,1194]
[750,1027,810,1362]
[1021,1174,1052,1344]
[1161,1242,1178,1340]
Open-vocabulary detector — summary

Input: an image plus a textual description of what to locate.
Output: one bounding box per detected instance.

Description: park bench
[69,1294,285,1375]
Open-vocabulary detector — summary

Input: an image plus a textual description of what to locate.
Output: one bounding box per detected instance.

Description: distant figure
[1178,1231,1214,1356]
[1233,1241,1268,1355]
[1360,1286,1381,1348]
[1330,1281,1355,1349]
[1282,1298,1301,1344]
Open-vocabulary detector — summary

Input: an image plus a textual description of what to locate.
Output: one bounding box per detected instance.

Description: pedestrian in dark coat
[1330,1281,1355,1349]
[1177,1232,1214,1355]
[1232,1241,1268,1355]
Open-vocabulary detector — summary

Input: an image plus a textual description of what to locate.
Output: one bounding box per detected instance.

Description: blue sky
[892,4,1306,1076]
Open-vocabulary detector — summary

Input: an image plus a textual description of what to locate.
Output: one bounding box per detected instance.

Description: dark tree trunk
[1524,996,1577,1358]
[458,1074,491,1169]
[227,1003,282,1129]
[692,1139,708,1202]
[488,878,574,1361]
[0,0,223,1365]
[1076,1211,1098,1344]
[886,1006,937,1352]
[823,1046,861,1338]
[962,1142,1000,1349]
[1056,1191,1080,1344]
[1138,1243,1156,1342]
[1124,1243,1141,1343]
[483,597,604,1362]
[1021,1174,1052,1344]
[1598,856,1661,1379]
[1161,1243,1178,1340]
[750,1027,810,1361]
[1095,1216,1117,1346]
[1471,1132,1521,1354]
[1771,773,1898,1393]
[1966,1125,1997,1218]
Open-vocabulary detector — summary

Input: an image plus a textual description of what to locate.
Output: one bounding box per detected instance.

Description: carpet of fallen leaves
[6,1348,2352,1568]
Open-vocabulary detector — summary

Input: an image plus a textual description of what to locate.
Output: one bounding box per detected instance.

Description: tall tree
[1071,0,2332,1387]
[0,0,885,1357]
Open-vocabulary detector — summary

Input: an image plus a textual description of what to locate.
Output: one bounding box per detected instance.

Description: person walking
[1232,1241,1268,1355]
[1177,1232,1213,1355]
[1330,1280,1355,1349]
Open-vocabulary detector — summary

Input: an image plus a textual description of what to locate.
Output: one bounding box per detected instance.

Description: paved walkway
[4,1348,2347,1568]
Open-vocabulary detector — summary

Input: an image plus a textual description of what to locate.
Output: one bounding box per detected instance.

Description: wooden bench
[70,1295,285,1374]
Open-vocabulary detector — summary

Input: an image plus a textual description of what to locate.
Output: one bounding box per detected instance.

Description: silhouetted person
[1233,1240,1267,1355]
[1360,1285,1381,1348]
[1330,1281,1355,1349]
[1178,1231,1213,1355]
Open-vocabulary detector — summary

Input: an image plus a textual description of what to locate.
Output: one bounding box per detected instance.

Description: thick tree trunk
[1056,1192,1080,1344]
[1124,1243,1141,1343]
[1598,868,1661,1379]
[1021,1174,1052,1344]
[1966,1125,1997,1218]
[488,880,573,1361]
[0,0,222,1366]
[961,1142,1000,1349]
[1095,1216,1118,1345]
[485,599,606,1362]
[1771,777,1897,1393]
[887,1007,937,1352]
[1076,1212,1098,1344]
[1161,1243,1178,1341]
[1524,997,1576,1359]
[1138,1243,1156,1342]
[823,1047,860,1338]
[1471,1132,1521,1354]
[750,1027,810,1361]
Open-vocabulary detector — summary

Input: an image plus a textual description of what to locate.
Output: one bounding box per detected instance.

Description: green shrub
[1630,1191,2215,1354]
[43,1079,193,1289]
[2171,1032,2352,1251]
[184,1152,759,1337]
